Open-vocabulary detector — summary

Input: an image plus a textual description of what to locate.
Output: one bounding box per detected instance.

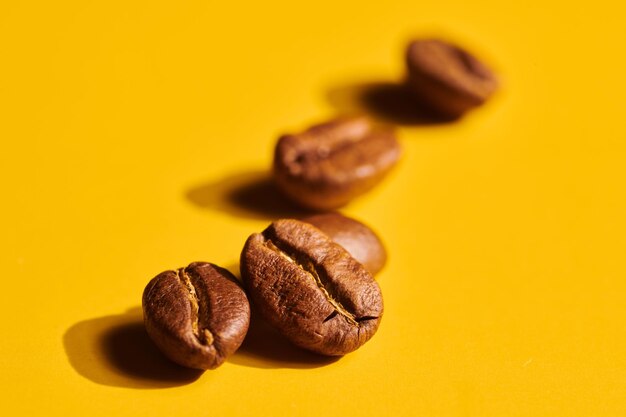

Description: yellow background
[1,1,625,415]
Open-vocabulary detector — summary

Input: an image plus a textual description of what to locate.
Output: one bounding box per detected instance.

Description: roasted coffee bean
[240,219,383,356]
[405,39,498,118]
[273,116,401,210]
[303,212,387,276]
[142,262,250,370]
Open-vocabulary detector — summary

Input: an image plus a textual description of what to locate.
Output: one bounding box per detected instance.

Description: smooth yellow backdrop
[1,1,625,416]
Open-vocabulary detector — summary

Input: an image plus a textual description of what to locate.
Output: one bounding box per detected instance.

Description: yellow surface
[1,1,625,415]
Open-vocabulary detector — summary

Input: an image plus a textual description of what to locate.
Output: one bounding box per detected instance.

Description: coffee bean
[273,116,401,210]
[302,212,387,276]
[240,219,383,356]
[405,39,498,118]
[142,262,250,370]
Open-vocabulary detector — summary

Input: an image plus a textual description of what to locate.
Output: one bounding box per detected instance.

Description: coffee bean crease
[241,219,383,355]
[143,262,251,369]
[264,239,360,326]
[177,267,214,346]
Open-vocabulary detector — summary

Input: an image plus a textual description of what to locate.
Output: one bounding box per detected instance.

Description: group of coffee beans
[142,38,498,370]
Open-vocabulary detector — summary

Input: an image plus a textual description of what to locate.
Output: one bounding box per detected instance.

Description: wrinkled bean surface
[142,262,250,370]
[273,116,401,210]
[241,219,383,356]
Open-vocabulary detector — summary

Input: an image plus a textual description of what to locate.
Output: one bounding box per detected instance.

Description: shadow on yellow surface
[63,307,202,388]
[186,170,314,220]
[64,305,338,386]
[229,315,339,369]
[327,81,455,126]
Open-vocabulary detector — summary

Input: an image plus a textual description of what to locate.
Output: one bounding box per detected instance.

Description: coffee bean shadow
[228,315,340,369]
[326,81,457,126]
[186,170,316,220]
[63,307,203,388]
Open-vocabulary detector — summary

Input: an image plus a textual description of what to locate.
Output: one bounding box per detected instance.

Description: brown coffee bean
[240,219,383,356]
[302,212,387,276]
[142,262,250,370]
[273,116,401,210]
[405,39,498,118]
